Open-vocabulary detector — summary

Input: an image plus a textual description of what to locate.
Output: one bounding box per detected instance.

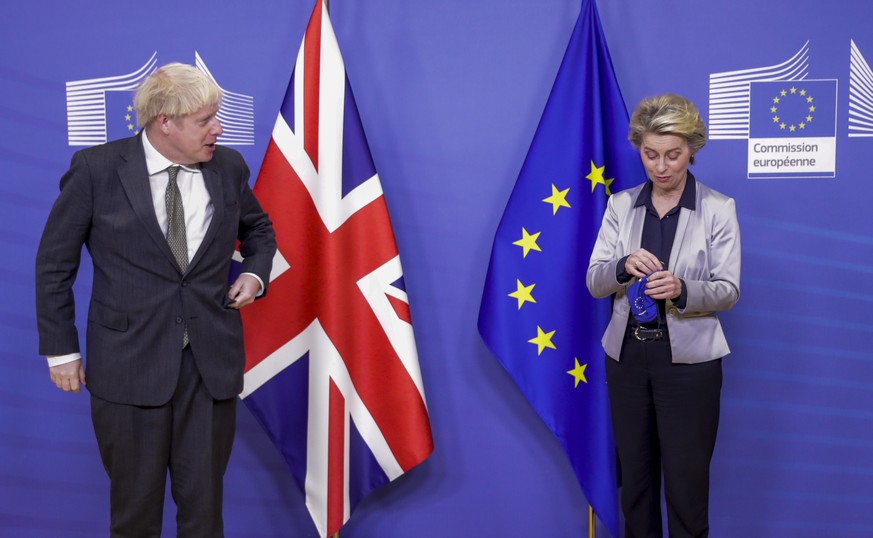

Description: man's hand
[227,273,262,309]
[49,359,86,393]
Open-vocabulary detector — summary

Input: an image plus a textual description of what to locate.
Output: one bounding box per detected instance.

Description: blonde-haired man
[36,63,276,537]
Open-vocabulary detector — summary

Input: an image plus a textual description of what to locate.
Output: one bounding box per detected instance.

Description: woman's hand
[645,270,682,300]
[625,248,662,278]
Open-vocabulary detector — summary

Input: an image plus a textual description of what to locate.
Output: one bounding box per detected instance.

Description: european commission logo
[65,51,254,147]
[747,80,837,178]
[708,40,873,179]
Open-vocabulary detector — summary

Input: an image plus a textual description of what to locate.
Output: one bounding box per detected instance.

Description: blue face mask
[627,274,658,324]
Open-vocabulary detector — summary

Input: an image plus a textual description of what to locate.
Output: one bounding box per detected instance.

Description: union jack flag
[239,1,434,536]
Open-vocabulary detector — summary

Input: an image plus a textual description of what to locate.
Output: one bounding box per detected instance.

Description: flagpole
[588,505,596,538]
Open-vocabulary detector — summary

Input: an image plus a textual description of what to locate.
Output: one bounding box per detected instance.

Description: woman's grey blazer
[586,176,741,364]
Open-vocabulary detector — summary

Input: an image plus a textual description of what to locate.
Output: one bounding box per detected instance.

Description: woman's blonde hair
[628,93,706,163]
[134,63,222,127]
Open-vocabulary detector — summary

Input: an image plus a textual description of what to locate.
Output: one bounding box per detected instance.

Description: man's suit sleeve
[35,151,93,356]
[234,160,276,295]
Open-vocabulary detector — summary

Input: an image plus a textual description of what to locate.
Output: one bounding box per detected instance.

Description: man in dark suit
[36,63,276,537]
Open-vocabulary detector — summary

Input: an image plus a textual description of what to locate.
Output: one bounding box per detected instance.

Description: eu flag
[477,1,644,535]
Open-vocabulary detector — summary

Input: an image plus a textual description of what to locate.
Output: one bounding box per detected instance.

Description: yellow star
[800,89,807,96]
[567,358,588,388]
[127,105,133,111]
[543,184,571,215]
[772,115,780,123]
[585,161,614,196]
[127,123,134,131]
[528,326,556,355]
[806,115,813,122]
[789,125,796,132]
[807,96,814,103]
[809,105,816,113]
[799,123,806,129]
[773,96,780,104]
[512,227,542,258]
[508,279,536,310]
[770,106,777,113]
[125,114,131,121]
[780,122,786,129]
[780,89,787,96]
[790,87,797,94]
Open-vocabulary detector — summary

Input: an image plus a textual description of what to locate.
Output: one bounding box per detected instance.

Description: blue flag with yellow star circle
[478,1,645,535]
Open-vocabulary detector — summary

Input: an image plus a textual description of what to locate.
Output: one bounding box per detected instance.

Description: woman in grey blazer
[587,94,741,538]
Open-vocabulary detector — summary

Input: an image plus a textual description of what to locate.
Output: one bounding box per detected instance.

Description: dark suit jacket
[36,134,276,406]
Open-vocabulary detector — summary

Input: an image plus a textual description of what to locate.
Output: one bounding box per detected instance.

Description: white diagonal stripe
[357,255,428,406]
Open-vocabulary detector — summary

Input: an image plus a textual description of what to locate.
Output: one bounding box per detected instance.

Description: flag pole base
[588,505,596,538]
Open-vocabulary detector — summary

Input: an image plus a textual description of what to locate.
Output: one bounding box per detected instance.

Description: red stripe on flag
[303,0,322,170]
[386,294,412,325]
[327,379,345,536]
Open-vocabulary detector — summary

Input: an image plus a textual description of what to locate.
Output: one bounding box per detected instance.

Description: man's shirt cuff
[47,353,82,367]
[241,272,265,296]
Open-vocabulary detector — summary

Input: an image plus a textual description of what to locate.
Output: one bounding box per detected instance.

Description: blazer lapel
[626,184,647,253]
[188,164,225,271]
[116,136,181,270]
[668,181,695,272]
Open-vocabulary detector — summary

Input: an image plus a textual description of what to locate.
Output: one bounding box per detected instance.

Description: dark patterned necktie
[165,165,189,347]
[165,166,188,272]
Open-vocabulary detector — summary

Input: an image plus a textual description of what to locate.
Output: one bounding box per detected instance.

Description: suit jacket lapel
[626,184,647,253]
[116,135,181,271]
[668,178,696,272]
[189,163,225,271]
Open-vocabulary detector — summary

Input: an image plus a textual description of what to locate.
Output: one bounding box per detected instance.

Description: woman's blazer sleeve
[679,189,741,314]
[587,188,637,299]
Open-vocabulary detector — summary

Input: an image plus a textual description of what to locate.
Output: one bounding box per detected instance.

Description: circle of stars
[770,86,815,133]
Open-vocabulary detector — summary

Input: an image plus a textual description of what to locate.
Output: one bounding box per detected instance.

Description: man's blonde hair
[134,63,222,128]
[628,93,706,163]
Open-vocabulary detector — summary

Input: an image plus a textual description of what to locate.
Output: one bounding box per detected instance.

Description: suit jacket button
[176,317,183,324]
[668,307,678,316]
[181,280,189,287]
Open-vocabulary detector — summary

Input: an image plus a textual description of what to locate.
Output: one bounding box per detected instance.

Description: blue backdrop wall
[2,1,872,536]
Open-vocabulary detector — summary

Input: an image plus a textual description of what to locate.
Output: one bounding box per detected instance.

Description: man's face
[160,104,223,165]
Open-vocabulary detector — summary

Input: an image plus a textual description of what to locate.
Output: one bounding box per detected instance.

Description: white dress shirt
[142,129,214,262]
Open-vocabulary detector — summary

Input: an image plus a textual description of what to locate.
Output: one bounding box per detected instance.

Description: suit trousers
[90,347,237,538]
[606,327,722,538]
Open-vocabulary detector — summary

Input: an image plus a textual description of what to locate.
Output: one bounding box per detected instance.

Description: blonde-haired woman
[587,94,741,538]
